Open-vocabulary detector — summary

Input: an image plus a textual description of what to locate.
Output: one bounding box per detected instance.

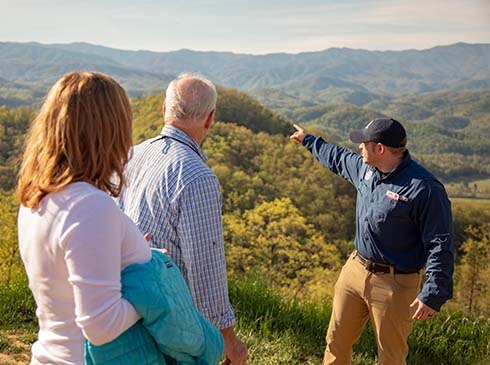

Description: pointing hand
[290,124,306,144]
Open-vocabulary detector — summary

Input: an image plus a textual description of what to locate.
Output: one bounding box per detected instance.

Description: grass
[0,328,35,365]
[473,178,490,191]
[0,280,36,328]
[1,277,489,365]
[0,332,24,355]
[446,178,490,199]
[408,312,490,364]
[229,275,490,365]
[0,279,37,365]
[451,197,490,206]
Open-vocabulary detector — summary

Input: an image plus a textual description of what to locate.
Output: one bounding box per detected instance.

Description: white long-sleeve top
[18,182,152,365]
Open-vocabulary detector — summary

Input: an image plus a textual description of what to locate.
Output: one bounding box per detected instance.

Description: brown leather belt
[354,251,419,274]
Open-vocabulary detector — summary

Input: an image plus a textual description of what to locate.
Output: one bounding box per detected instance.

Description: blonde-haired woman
[17,72,153,364]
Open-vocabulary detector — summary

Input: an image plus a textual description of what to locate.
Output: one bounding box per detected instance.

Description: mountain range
[0,41,489,107]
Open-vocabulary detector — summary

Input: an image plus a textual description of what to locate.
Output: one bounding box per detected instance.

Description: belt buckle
[366,261,377,273]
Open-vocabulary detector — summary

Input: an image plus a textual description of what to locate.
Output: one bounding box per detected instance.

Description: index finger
[293,123,304,132]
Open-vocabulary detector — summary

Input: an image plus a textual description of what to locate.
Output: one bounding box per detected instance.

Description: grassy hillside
[1,277,489,365]
[447,181,490,199]
[1,89,489,363]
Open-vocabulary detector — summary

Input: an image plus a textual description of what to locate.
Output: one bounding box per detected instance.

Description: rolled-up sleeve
[416,182,455,311]
[176,174,235,329]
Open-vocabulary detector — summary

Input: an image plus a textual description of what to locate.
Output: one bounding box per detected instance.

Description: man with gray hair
[118,73,248,365]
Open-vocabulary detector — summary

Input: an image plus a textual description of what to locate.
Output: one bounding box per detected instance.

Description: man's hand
[221,327,247,365]
[144,233,169,255]
[410,298,437,320]
[290,124,306,144]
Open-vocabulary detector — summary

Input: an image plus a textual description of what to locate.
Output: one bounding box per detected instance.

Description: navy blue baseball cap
[349,118,407,147]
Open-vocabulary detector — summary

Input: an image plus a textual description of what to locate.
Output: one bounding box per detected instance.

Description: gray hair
[164,73,217,122]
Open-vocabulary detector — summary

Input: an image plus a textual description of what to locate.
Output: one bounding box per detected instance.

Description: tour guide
[291,118,454,365]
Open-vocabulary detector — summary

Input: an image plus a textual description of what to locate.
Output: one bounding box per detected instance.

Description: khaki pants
[323,252,421,365]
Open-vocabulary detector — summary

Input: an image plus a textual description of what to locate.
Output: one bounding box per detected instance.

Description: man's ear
[204,109,215,129]
[377,143,385,155]
[162,102,166,119]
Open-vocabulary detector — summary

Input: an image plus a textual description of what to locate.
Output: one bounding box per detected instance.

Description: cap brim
[349,129,368,143]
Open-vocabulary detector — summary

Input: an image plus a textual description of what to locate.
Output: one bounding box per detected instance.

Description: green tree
[0,192,23,285]
[0,105,34,190]
[204,122,357,241]
[455,224,490,315]
[224,198,342,300]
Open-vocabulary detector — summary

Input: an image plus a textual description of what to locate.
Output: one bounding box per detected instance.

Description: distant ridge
[0,41,489,107]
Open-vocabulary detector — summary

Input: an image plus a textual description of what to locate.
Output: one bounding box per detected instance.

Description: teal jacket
[85,250,224,365]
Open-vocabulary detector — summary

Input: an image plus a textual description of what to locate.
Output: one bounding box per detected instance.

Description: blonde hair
[17,71,133,208]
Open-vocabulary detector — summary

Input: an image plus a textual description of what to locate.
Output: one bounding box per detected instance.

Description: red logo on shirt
[385,190,399,201]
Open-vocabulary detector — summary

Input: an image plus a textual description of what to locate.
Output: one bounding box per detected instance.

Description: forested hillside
[256,89,490,189]
[131,87,291,142]
[0,106,34,191]
[131,92,490,309]
[2,89,489,301]
[1,88,489,363]
[30,42,490,97]
[1,42,489,107]
[1,42,488,198]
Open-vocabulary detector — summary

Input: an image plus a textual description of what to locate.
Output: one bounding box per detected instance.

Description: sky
[1,0,489,54]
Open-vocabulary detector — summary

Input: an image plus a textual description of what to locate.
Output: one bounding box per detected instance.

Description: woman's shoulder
[62,182,120,218]
[34,182,122,229]
[46,181,108,206]
[20,182,110,217]
[56,183,126,249]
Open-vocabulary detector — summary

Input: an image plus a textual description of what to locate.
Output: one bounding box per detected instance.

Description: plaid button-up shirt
[118,125,235,329]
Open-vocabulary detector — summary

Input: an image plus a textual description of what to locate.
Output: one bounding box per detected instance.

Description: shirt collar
[379,150,412,180]
[160,124,208,162]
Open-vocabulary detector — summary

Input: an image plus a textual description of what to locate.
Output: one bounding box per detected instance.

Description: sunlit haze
[1,0,489,54]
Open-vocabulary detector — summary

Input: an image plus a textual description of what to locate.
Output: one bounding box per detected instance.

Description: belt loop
[352,250,358,260]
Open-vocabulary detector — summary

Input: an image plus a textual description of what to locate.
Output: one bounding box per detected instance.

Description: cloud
[0,0,488,54]
[364,0,490,31]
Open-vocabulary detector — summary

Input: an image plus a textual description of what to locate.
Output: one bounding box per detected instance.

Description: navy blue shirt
[303,135,454,311]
